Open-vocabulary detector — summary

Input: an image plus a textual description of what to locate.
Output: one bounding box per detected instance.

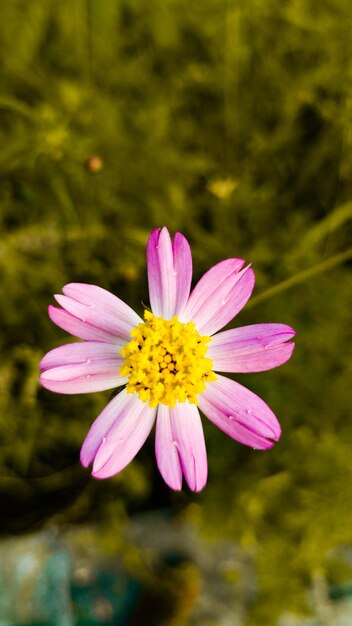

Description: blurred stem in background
[248,245,352,309]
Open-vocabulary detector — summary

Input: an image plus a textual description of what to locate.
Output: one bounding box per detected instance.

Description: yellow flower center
[120,310,217,408]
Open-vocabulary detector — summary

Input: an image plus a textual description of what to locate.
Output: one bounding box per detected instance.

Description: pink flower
[39,227,295,492]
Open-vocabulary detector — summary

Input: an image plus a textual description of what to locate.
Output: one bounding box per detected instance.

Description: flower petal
[48,305,119,343]
[198,375,281,450]
[209,324,295,372]
[55,284,141,342]
[155,404,183,491]
[147,227,192,319]
[40,340,126,394]
[80,389,131,467]
[39,356,126,394]
[173,232,193,314]
[39,341,124,371]
[179,259,255,335]
[63,283,142,328]
[162,403,208,492]
[91,392,157,478]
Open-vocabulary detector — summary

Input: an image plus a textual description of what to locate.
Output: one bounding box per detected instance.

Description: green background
[0,0,352,624]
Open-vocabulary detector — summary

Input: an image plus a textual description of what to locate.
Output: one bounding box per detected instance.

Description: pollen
[120,310,217,408]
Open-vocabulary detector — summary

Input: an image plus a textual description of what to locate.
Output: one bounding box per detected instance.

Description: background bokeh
[0,1,352,624]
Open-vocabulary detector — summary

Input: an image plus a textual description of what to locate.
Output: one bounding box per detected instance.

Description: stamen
[120,310,217,408]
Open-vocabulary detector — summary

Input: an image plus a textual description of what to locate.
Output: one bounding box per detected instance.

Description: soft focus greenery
[0,0,351,623]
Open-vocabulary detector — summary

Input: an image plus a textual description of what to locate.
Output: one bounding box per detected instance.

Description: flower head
[39,227,295,492]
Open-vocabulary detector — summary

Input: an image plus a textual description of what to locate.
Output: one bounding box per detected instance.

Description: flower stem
[247,247,352,308]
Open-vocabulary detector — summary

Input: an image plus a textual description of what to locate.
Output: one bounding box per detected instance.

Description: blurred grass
[0,0,352,623]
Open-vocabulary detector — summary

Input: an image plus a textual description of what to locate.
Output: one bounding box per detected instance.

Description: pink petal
[39,358,126,394]
[63,283,142,329]
[198,375,281,450]
[173,232,193,313]
[49,306,123,343]
[179,259,255,336]
[39,341,124,371]
[208,324,295,372]
[80,389,132,467]
[91,393,157,478]
[55,290,140,342]
[155,405,182,491]
[147,227,192,319]
[157,403,207,492]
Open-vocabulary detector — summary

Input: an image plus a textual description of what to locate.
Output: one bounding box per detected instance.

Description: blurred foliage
[0,0,352,624]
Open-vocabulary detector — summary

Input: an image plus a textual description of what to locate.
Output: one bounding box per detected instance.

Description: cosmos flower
[39,227,295,492]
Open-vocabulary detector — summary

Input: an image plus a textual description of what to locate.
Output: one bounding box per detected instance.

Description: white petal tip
[91,471,106,480]
[188,480,207,493]
[39,372,58,392]
[165,481,183,492]
[91,466,115,480]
